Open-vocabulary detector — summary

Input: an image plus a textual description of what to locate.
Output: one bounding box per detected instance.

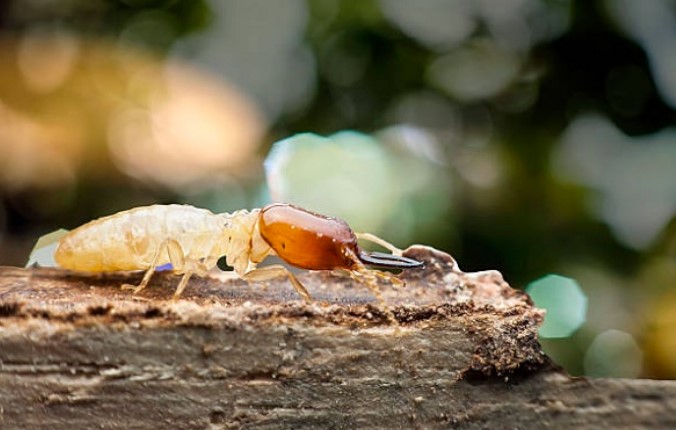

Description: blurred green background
[0,0,675,379]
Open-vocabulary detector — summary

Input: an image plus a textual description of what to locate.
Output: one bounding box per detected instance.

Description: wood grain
[0,246,673,429]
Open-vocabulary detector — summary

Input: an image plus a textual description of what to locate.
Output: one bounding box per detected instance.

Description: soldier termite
[54,203,423,303]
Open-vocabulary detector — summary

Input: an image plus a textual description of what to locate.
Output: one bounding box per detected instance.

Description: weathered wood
[0,246,673,429]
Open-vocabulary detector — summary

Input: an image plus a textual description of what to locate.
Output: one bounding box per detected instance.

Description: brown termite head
[257,203,423,271]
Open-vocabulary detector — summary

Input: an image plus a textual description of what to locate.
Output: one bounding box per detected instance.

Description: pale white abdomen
[55,205,227,271]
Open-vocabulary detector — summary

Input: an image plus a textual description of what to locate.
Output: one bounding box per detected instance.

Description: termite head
[257,203,422,271]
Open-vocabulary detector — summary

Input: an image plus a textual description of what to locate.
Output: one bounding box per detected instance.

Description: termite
[54,203,423,302]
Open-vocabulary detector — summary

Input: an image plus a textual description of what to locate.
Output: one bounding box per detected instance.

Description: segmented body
[55,205,259,275]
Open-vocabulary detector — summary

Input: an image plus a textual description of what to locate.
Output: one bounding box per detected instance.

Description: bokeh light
[555,114,676,250]
[380,0,475,51]
[526,274,588,339]
[0,96,82,191]
[644,291,676,378]
[264,131,399,235]
[605,0,676,109]
[264,129,453,246]
[427,39,521,102]
[584,330,643,378]
[0,36,266,191]
[109,61,265,187]
[176,0,315,120]
[18,28,80,94]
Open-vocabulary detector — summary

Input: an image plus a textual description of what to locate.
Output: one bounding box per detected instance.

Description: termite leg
[121,239,171,294]
[372,269,405,288]
[355,232,403,256]
[348,268,399,325]
[166,239,186,270]
[122,239,184,295]
[349,269,383,301]
[330,267,404,288]
[172,250,221,299]
[121,263,158,294]
[172,271,194,299]
[242,264,312,303]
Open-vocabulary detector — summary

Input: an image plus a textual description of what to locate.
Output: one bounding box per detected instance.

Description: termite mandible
[54,203,423,302]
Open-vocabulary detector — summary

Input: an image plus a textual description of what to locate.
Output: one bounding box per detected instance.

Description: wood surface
[0,246,674,429]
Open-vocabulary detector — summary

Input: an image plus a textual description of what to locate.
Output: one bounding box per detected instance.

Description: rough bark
[0,246,673,429]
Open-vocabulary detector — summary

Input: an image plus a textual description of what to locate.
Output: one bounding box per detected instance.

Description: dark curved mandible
[358,251,424,269]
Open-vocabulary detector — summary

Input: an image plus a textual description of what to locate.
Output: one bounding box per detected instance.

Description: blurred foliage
[0,0,211,51]
[0,0,675,378]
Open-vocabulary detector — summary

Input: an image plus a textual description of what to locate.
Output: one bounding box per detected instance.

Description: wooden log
[0,245,674,429]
